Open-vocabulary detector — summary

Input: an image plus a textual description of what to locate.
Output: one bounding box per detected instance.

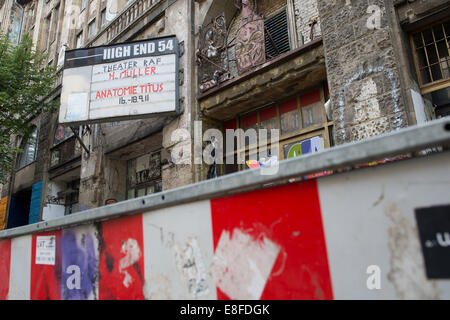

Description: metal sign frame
[59,35,181,126]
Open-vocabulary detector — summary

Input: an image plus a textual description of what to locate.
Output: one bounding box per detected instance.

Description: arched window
[16,126,39,170]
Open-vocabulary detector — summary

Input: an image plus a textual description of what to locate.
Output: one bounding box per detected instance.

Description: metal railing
[0,118,449,239]
[106,0,162,42]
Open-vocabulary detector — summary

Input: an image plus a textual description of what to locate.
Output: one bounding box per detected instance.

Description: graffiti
[173,237,209,298]
[46,195,62,205]
[119,239,142,288]
[197,13,229,92]
[334,65,403,142]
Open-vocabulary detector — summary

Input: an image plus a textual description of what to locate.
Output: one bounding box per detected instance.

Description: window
[264,7,290,59]
[53,124,74,146]
[411,20,450,92]
[16,127,38,170]
[101,8,107,27]
[127,152,162,199]
[43,14,51,49]
[88,18,96,38]
[223,83,332,173]
[64,180,80,215]
[51,5,59,43]
[81,0,87,11]
[76,31,83,48]
[411,20,450,118]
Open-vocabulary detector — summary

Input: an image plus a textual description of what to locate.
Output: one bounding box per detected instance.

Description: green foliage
[0,32,58,184]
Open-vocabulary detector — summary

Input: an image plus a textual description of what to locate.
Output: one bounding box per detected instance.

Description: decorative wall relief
[197,13,230,93]
[234,0,266,75]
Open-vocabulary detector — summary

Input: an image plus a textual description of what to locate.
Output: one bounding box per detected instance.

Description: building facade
[0,0,449,229]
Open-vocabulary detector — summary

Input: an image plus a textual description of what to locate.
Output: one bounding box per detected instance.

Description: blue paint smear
[61,231,97,300]
[29,181,43,224]
[301,139,312,155]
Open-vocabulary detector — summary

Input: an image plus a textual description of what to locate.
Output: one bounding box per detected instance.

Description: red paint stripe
[260,106,277,122]
[300,89,321,107]
[242,113,258,128]
[0,239,11,300]
[279,98,298,114]
[30,231,62,300]
[224,119,237,131]
[98,214,145,300]
[210,179,333,300]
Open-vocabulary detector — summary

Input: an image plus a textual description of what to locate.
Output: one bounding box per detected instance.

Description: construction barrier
[0,119,450,300]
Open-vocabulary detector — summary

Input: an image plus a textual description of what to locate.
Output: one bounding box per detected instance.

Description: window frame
[88,18,96,38]
[101,8,107,27]
[410,18,450,95]
[43,13,52,50]
[51,4,60,44]
[64,180,80,215]
[126,150,163,200]
[264,6,291,60]
[75,30,84,48]
[16,127,39,170]
[222,83,332,172]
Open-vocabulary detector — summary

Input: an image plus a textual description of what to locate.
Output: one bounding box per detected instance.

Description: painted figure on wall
[234,0,265,74]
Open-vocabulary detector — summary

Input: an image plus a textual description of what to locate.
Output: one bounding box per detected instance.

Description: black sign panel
[64,35,178,69]
[415,204,450,279]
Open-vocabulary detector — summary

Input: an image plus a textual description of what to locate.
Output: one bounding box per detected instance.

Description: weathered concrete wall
[317,0,409,144]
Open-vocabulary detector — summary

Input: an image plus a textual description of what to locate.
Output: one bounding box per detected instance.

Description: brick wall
[293,0,322,44]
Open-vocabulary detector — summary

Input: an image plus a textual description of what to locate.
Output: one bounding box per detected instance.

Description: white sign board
[59,36,179,125]
[36,235,56,265]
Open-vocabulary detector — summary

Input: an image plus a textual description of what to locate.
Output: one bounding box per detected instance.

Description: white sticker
[36,236,56,265]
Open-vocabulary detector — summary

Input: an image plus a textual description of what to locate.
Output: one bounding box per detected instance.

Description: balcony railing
[106,0,162,42]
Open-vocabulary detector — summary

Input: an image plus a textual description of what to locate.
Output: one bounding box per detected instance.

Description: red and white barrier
[0,151,449,299]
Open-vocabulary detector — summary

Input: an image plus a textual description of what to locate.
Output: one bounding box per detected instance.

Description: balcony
[104,0,163,43]
[198,39,326,120]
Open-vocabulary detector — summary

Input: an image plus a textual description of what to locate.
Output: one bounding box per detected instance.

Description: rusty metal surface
[197,13,230,93]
